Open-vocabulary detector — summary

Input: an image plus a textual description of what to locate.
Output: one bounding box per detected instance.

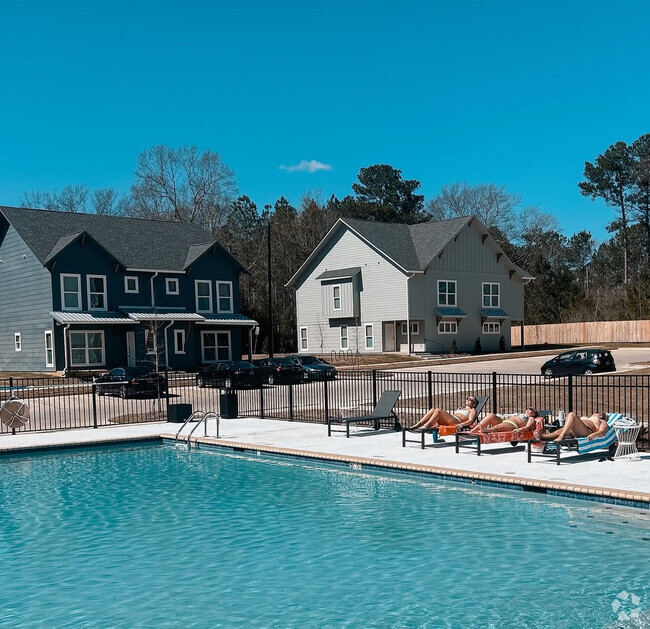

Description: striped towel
[576,412,622,454]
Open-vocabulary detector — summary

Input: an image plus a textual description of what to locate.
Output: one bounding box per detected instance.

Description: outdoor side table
[613,422,642,461]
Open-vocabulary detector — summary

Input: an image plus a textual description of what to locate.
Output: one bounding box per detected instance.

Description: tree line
[21,136,650,352]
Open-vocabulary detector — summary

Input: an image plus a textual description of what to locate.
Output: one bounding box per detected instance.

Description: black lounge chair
[328,390,401,437]
[402,395,489,448]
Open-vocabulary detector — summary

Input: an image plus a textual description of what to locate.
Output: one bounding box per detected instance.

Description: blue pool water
[0,443,648,628]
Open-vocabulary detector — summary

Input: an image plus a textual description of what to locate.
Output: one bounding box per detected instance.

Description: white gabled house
[286,216,533,355]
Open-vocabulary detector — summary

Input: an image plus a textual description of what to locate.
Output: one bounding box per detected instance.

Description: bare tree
[127,145,238,229]
[92,188,121,215]
[22,185,89,213]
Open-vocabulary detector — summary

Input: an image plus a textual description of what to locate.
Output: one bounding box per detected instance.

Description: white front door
[126,331,136,367]
[383,322,395,352]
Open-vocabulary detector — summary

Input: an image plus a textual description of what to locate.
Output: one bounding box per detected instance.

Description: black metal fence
[1,370,648,449]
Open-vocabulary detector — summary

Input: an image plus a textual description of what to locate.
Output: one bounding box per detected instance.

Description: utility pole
[267,220,274,358]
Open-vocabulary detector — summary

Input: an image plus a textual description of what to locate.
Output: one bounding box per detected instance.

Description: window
[166,278,179,295]
[482,282,500,308]
[482,322,501,334]
[195,280,213,313]
[401,322,420,335]
[87,275,107,311]
[69,331,105,366]
[124,276,139,293]
[61,274,82,310]
[174,329,186,354]
[438,321,457,334]
[340,325,348,350]
[201,331,231,362]
[14,333,21,352]
[299,327,308,351]
[216,281,233,313]
[332,285,341,310]
[44,330,54,367]
[438,280,457,306]
[365,324,373,349]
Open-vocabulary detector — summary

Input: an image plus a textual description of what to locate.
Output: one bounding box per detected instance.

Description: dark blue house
[0,206,257,373]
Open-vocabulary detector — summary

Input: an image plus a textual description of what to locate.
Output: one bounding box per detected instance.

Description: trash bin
[220,391,238,419]
[168,403,192,423]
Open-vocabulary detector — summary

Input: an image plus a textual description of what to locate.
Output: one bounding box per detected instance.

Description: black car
[95,366,167,398]
[290,354,338,381]
[540,349,616,378]
[195,360,264,389]
[252,357,304,385]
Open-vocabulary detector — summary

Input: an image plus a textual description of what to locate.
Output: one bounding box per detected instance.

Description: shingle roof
[342,216,471,271]
[0,206,243,272]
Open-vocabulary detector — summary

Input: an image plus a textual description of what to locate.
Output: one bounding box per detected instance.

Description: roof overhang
[50,311,133,325]
[196,314,258,326]
[480,308,510,324]
[316,267,361,282]
[436,307,467,325]
[120,308,205,322]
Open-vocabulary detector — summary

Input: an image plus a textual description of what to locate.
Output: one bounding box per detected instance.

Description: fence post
[259,384,265,419]
[568,374,573,413]
[492,372,498,414]
[372,370,377,407]
[164,371,170,420]
[288,382,294,421]
[427,371,433,410]
[9,376,13,398]
[91,382,98,429]
[324,378,329,424]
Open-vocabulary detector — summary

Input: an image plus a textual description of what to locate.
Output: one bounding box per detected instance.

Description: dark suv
[540,349,616,378]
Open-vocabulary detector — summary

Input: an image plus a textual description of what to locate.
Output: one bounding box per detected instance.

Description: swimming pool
[0,443,648,628]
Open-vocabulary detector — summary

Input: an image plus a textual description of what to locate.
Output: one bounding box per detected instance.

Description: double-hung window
[299,327,308,351]
[482,282,500,308]
[332,285,341,310]
[44,330,54,367]
[69,331,105,366]
[438,280,457,306]
[87,275,107,311]
[61,274,82,310]
[195,280,213,313]
[216,281,233,313]
[340,325,348,350]
[14,333,21,352]
[166,278,180,295]
[365,324,374,349]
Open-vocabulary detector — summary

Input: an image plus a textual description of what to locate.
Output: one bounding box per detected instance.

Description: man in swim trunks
[535,411,609,442]
[410,396,479,430]
[471,407,538,434]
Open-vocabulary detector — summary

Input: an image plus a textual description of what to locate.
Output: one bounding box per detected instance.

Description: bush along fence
[0,371,648,450]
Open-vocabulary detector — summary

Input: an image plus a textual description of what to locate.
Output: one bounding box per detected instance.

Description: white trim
[87,275,108,311]
[340,325,348,350]
[165,277,180,295]
[124,276,139,294]
[483,321,501,334]
[195,279,213,313]
[60,273,82,311]
[437,279,457,307]
[332,284,341,311]
[200,330,231,363]
[44,330,54,367]
[14,332,21,352]
[173,328,186,354]
[216,280,234,314]
[364,323,374,350]
[299,327,308,351]
[69,330,105,367]
[482,282,500,308]
[438,321,458,334]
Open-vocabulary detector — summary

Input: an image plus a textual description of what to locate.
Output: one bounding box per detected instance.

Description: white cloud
[279,160,332,173]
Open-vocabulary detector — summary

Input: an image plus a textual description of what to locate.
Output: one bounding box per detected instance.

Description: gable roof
[0,206,248,273]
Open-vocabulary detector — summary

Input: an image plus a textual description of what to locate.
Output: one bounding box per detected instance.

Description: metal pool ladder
[175,410,220,448]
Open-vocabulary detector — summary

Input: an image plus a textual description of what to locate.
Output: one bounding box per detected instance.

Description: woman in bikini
[471,407,538,434]
[410,396,479,431]
[535,411,608,442]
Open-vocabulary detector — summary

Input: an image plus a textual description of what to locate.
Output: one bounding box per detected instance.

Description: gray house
[0,206,257,372]
[286,216,533,355]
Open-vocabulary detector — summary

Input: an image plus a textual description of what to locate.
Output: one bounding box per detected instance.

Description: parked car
[195,360,264,389]
[94,366,167,398]
[540,349,616,378]
[252,357,304,385]
[290,354,338,381]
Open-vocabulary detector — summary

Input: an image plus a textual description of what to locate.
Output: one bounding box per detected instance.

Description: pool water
[0,443,648,628]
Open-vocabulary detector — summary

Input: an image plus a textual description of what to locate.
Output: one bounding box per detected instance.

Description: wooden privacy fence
[512,320,650,346]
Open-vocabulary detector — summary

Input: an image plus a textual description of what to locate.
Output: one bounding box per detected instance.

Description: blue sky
[1,0,649,242]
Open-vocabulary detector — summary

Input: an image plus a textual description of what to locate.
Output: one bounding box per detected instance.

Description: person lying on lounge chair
[535,411,609,442]
[410,396,479,431]
[471,407,538,434]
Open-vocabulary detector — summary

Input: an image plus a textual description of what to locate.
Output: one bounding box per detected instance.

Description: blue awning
[436,307,467,318]
[480,308,510,318]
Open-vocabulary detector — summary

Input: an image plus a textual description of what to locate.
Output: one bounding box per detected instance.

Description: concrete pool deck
[1,417,649,508]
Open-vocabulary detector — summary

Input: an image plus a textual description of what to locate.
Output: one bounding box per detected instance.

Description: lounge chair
[456,415,547,456]
[527,413,623,465]
[402,396,489,449]
[328,390,401,437]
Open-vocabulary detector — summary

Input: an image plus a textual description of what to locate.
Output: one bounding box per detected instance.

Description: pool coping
[167,433,650,511]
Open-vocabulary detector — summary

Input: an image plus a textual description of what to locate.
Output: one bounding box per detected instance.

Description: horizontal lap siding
[0,225,54,371]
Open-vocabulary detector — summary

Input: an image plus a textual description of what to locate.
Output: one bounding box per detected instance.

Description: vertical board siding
[512,320,650,346]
